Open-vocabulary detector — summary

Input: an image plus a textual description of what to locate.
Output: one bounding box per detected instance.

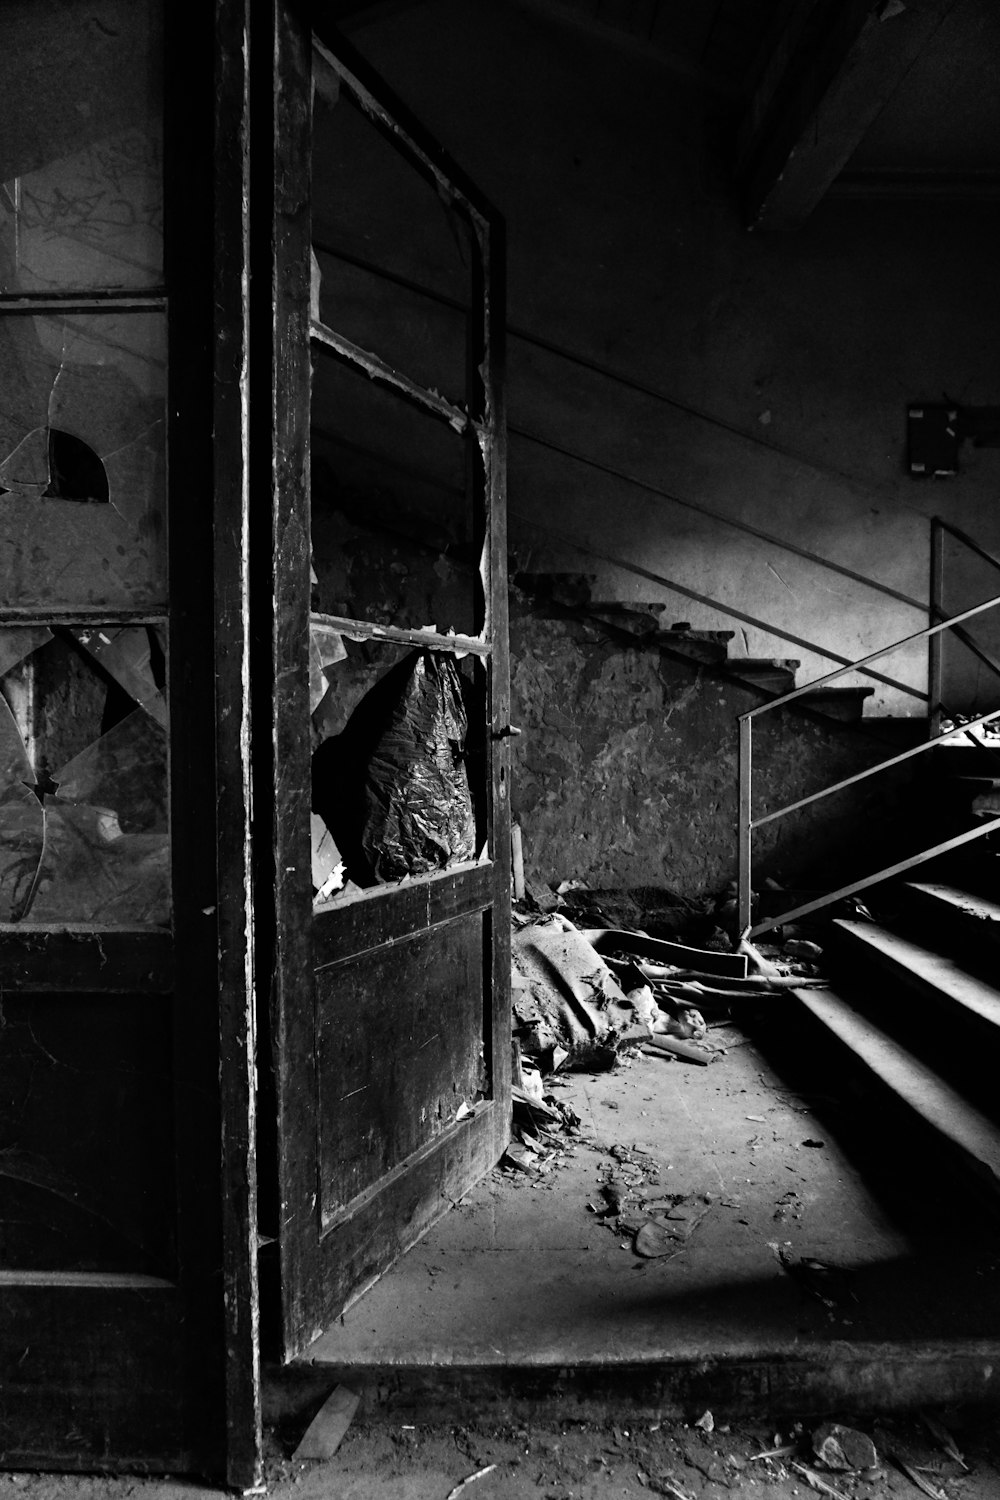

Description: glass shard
[0,626,169,926]
[309,619,347,714]
[71,626,167,727]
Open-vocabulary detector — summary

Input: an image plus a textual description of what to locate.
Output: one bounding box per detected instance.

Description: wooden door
[0,1,259,1484]
[259,9,511,1359]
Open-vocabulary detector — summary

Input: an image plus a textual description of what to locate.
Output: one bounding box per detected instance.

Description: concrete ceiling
[330,0,1000,222]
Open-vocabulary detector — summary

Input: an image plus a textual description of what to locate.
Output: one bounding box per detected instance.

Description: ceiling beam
[736,0,965,231]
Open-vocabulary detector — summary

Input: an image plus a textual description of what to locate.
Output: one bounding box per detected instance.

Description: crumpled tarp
[360,649,476,882]
[512,915,652,1069]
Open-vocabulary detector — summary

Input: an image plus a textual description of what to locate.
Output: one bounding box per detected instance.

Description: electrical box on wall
[907,404,959,477]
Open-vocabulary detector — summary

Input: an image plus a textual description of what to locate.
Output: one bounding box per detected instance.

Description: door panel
[264,8,510,1359]
[317,904,489,1218]
[0,0,259,1482]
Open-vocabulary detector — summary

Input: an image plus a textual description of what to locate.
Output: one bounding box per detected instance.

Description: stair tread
[727,658,800,670]
[832,918,1000,1030]
[799,685,875,699]
[795,986,1000,1183]
[906,882,1000,927]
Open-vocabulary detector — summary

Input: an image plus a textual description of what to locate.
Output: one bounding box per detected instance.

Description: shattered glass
[0,626,169,926]
[0,313,166,607]
[0,1,163,292]
[309,618,347,715]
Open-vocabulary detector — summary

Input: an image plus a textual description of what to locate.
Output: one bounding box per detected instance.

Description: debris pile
[587,1142,714,1263]
[504,902,832,1189]
[281,1405,988,1499]
[939,712,1000,743]
[744,1413,973,1500]
[511,911,827,1075]
[502,1069,583,1178]
[511,915,646,1072]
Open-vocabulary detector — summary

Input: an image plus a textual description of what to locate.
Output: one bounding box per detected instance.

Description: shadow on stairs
[777,869,1000,1222]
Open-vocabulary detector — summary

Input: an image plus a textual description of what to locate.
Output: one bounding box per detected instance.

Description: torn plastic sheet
[361,650,475,882]
[309,620,347,715]
[70,626,167,728]
[512,916,650,1069]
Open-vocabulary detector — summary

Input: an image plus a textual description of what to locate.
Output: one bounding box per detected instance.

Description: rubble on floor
[505,900,834,1208]
[263,1409,1000,1500]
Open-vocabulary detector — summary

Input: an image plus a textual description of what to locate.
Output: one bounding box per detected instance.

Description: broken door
[0,0,258,1483]
[260,10,511,1357]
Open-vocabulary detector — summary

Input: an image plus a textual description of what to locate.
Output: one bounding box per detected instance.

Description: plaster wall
[508,600,921,897]
[342,0,1000,718]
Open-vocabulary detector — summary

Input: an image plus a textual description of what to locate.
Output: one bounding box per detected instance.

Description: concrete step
[904,881,1000,948]
[795,685,875,722]
[725,657,800,691]
[930,741,1000,776]
[795,984,1000,1203]
[587,602,666,637]
[654,630,735,664]
[830,916,1000,1036]
[826,917,1000,1121]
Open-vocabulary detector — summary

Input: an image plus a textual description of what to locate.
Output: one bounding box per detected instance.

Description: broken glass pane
[309,618,347,715]
[311,350,481,637]
[0,694,45,922]
[70,626,167,728]
[311,245,469,411]
[0,625,52,678]
[311,62,472,340]
[0,313,166,608]
[0,626,169,926]
[0,0,163,292]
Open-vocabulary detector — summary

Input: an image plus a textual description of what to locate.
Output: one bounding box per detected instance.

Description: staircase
[792,869,1000,1210]
[522,583,879,724]
[591,605,877,723]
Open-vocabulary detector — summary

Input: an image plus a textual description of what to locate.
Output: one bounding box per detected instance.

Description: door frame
[256,2,511,1362]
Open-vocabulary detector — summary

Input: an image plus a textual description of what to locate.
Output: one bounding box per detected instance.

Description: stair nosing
[795,986,1000,1182]
[905,881,1000,927]
[831,918,1000,1031]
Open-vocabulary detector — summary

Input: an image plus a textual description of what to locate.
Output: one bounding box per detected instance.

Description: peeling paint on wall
[509,599,921,898]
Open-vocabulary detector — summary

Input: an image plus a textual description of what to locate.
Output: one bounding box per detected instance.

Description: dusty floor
[3,1407,999,1500]
[260,1410,1000,1500]
[262,1011,1000,1496]
[304,1012,1000,1372]
[8,1014,1000,1498]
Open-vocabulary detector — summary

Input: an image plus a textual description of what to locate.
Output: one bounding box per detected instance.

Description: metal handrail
[934,517,1000,577]
[736,585,1000,937]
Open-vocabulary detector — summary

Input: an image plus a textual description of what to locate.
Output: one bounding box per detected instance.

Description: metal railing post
[732,569,1000,938]
[737,716,753,938]
[929,517,944,739]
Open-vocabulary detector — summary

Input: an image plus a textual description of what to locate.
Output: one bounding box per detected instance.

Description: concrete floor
[301,1016,1000,1419]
